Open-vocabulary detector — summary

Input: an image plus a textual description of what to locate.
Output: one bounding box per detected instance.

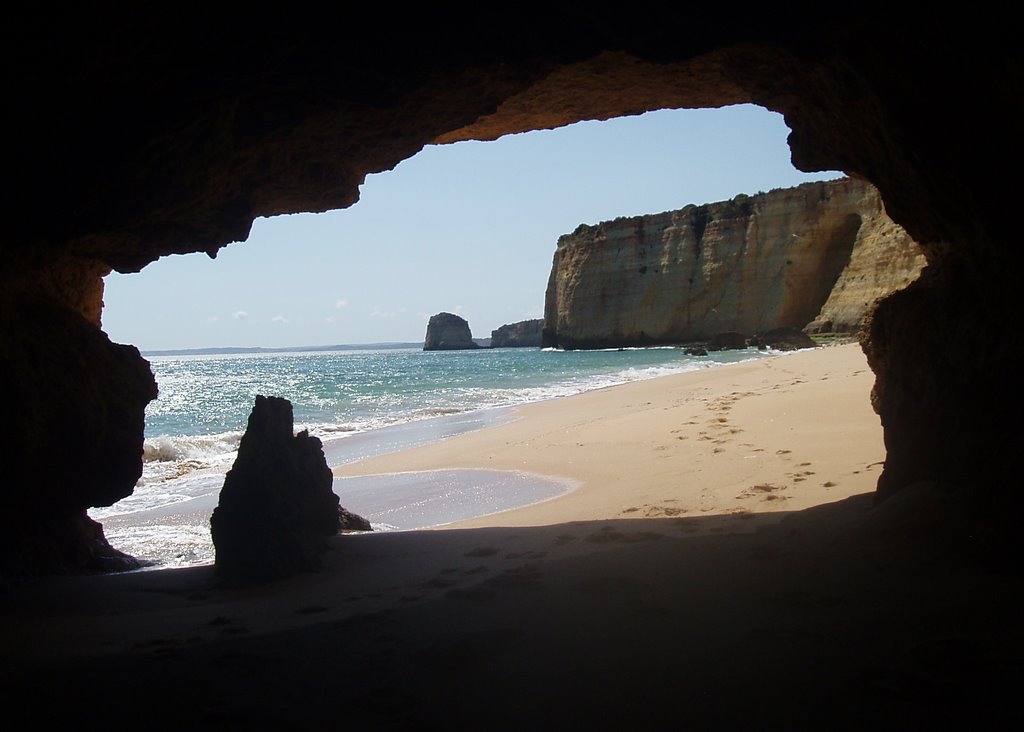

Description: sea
[89,345,775,569]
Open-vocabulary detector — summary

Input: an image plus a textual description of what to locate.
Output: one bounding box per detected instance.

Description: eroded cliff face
[808,197,925,334]
[2,12,1020,573]
[544,179,923,349]
[491,320,544,348]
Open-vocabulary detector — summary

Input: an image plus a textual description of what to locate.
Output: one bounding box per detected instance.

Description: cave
[1,10,1020,726]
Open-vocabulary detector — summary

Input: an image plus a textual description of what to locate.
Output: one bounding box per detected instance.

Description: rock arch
[1,11,1019,573]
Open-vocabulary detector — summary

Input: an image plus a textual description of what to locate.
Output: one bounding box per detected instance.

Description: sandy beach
[334,343,886,528]
[3,343,1019,728]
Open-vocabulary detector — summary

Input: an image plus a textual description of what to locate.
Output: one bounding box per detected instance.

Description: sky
[102,104,843,351]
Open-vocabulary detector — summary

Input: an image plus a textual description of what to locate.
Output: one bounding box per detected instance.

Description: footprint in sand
[445,586,496,601]
[422,576,458,589]
[576,575,648,594]
[737,483,789,501]
[585,526,664,543]
[484,563,545,591]
[206,616,239,627]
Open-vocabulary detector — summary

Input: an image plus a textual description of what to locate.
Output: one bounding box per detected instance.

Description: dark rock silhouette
[0,296,156,580]
[339,506,373,532]
[210,396,341,584]
[424,312,479,351]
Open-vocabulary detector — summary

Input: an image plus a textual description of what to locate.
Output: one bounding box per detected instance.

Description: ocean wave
[412,407,468,418]
[309,423,359,433]
[613,362,706,381]
[143,432,242,463]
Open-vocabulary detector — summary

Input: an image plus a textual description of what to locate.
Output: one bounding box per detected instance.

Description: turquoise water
[91,345,774,568]
[139,346,770,465]
[143,346,764,439]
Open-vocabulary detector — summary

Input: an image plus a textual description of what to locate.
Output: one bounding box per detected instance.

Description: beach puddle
[333,469,575,531]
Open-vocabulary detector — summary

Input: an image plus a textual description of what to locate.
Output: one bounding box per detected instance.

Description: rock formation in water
[491,319,544,348]
[543,178,924,350]
[1,12,1020,573]
[210,396,343,585]
[423,313,480,351]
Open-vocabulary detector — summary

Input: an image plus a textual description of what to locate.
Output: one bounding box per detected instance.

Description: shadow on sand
[2,489,1020,729]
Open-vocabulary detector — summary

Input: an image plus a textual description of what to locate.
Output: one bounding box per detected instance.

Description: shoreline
[334,342,884,529]
[101,347,784,565]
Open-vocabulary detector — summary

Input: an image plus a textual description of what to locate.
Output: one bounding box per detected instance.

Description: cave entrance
[95,104,897,569]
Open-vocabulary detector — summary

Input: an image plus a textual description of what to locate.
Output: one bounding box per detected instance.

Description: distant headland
[141,342,422,357]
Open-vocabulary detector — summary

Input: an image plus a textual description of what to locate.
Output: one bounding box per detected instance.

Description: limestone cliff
[544,178,924,349]
[491,319,544,348]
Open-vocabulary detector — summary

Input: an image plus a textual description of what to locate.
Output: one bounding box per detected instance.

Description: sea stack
[210,395,343,584]
[423,312,479,351]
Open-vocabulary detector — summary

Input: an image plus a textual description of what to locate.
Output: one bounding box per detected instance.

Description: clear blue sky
[102,104,843,351]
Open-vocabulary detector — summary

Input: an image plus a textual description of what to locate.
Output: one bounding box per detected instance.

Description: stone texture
[423,313,480,351]
[0,294,157,579]
[806,194,925,334]
[543,178,923,349]
[491,319,544,348]
[338,507,373,533]
[753,327,818,352]
[210,396,341,585]
[708,332,750,352]
[1,11,1021,573]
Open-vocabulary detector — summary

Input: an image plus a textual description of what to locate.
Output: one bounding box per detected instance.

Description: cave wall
[2,11,1020,572]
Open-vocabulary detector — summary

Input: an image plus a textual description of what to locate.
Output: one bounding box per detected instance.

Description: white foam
[102,524,215,570]
[143,432,242,463]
